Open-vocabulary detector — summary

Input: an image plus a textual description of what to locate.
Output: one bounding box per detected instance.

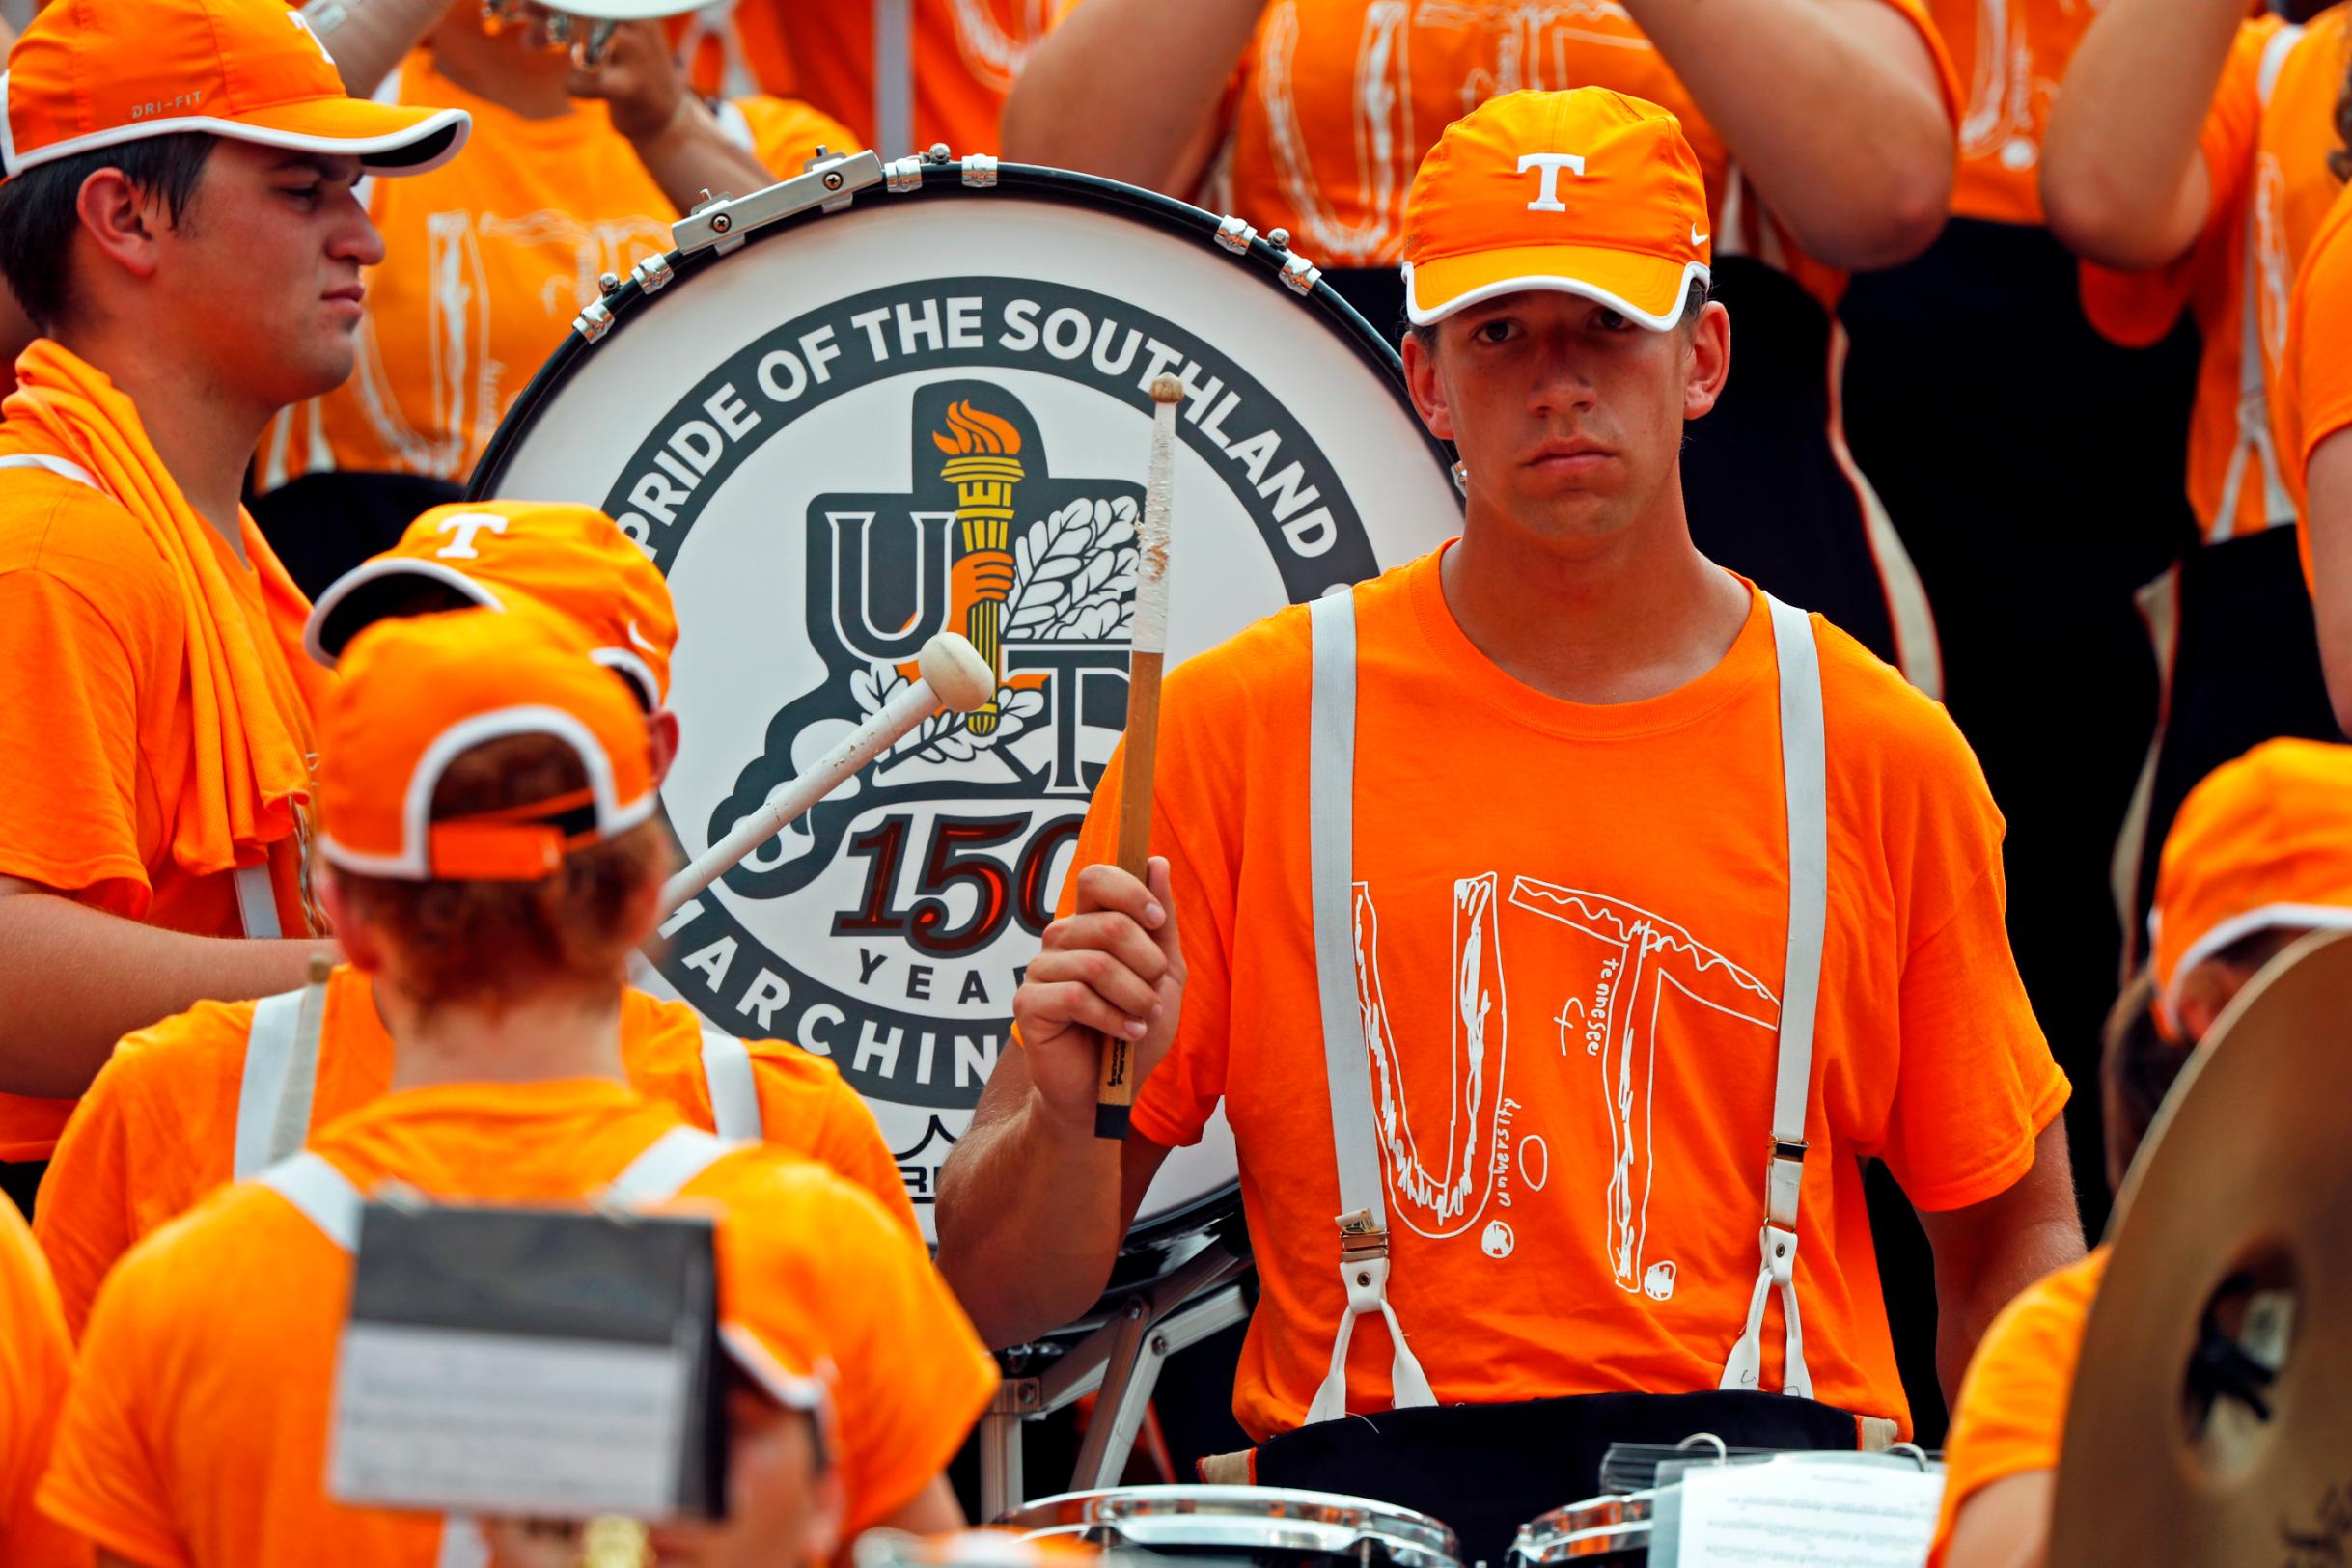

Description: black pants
[1,1160,45,1222]
[1841,217,2202,1249]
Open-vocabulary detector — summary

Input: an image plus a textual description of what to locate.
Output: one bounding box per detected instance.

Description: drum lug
[571,299,614,344]
[1282,252,1323,296]
[886,155,927,193]
[631,254,674,295]
[961,153,1000,188]
[1215,214,1259,254]
[671,150,887,256]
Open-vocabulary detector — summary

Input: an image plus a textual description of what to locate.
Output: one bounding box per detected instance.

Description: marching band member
[37,611,994,1563]
[2040,0,2351,953]
[33,501,919,1338]
[2280,177,2352,729]
[937,89,2083,1556]
[253,0,852,588]
[1928,735,2352,1568]
[0,0,470,1210]
[0,1193,84,1568]
[1004,0,1961,690]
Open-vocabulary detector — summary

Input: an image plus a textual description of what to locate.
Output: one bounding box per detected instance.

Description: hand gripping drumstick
[1095,375,1182,1140]
[659,633,995,918]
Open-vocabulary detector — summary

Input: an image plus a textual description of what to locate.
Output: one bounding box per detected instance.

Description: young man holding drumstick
[939,88,2081,1549]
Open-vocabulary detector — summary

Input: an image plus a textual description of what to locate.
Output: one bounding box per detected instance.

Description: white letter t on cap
[435,512,511,560]
[1519,152,1587,212]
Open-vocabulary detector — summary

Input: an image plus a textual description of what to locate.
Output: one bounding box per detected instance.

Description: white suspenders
[256,1124,738,1567]
[1303,589,1831,1419]
[232,980,770,1178]
[0,453,284,937]
[2212,21,2306,539]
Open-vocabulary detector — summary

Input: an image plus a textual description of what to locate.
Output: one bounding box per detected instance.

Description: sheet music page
[1672,1459,1945,1568]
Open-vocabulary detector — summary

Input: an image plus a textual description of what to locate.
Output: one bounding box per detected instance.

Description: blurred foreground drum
[1005,1485,1462,1568]
[470,148,1459,1243]
[1508,1494,1656,1565]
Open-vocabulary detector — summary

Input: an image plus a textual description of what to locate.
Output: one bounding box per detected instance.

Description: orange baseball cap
[2151,738,2352,1019]
[307,501,678,711]
[317,610,658,882]
[1,0,469,181]
[1402,88,1712,332]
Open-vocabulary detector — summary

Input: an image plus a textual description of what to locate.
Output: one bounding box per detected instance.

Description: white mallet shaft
[661,632,994,916]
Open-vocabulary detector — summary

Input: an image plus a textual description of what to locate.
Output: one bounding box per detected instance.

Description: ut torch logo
[936,399,1023,736]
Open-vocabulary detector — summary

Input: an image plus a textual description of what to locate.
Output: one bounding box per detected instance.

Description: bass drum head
[477,171,1458,1247]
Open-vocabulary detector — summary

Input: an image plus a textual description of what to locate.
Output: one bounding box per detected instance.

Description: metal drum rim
[1010,1484,1462,1564]
[465,159,1451,506]
[1507,1491,1658,1566]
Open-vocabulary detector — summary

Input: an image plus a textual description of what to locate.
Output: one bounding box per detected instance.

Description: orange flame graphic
[931,399,1023,457]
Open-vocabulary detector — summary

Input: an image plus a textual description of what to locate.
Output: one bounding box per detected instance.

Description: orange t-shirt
[259,54,855,491]
[1083,547,2066,1442]
[717,0,1051,154]
[2080,6,2351,541]
[0,1194,87,1568]
[1181,0,1955,305]
[1924,1247,2109,1568]
[35,964,918,1339]
[0,471,322,1163]
[2277,179,2352,583]
[39,1081,995,1568]
[1935,0,2108,223]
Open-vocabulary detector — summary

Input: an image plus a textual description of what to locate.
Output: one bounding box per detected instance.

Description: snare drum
[1004,1485,1462,1568]
[1508,1494,1656,1566]
[470,151,1458,1253]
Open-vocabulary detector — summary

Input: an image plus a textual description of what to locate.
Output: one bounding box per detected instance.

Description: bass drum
[470,151,1459,1257]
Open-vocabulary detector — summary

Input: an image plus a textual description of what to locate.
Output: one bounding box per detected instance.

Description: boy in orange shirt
[35,499,919,1336]
[0,1193,85,1568]
[0,0,472,1202]
[939,88,2082,1562]
[1929,735,2352,1567]
[38,610,994,1565]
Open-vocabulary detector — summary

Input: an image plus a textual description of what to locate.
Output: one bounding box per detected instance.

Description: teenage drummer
[1928,735,2352,1568]
[36,611,993,1564]
[0,0,470,1214]
[1004,0,1960,690]
[31,501,921,1339]
[245,0,853,592]
[937,89,2084,1558]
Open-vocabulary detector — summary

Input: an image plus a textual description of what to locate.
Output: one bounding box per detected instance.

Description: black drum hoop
[468,159,1454,501]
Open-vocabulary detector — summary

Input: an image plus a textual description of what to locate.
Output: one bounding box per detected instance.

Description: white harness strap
[872,0,912,157]
[600,1124,737,1208]
[1305,589,1436,1425]
[234,975,331,1179]
[235,865,283,939]
[257,1150,366,1252]
[698,1032,765,1142]
[2212,22,2305,539]
[0,452,103,490]
[1719,597,1829,1400]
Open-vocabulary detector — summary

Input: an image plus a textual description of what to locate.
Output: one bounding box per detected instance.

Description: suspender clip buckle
[1335,1207,1389,1264]
[1771,1137,1809,1163]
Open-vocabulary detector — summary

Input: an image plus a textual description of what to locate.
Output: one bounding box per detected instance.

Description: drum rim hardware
[1008,1484,1462,1568]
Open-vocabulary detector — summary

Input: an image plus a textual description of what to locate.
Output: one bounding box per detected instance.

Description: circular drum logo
[597,274,1389,1215]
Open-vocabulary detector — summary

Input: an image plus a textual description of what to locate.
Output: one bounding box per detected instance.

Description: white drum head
[483,176,1458,1243]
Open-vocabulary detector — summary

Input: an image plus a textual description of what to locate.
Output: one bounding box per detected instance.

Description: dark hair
[2334,48,2352,181]
[333,732,670,1011]
[0,133,217,332]
[2099,969,2188,1192]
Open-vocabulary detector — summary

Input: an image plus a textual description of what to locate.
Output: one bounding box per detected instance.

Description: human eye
[281,181,323,210]
[1469,316,1519,346]
[1593,308,1633,333]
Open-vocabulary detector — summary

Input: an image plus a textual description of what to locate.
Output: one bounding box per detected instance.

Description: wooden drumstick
[1096,374,1182,1140]
[660,632,994,918]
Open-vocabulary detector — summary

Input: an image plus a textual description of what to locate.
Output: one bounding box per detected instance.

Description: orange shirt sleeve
[1872,0,1964,128]
[1,1196,90,1568]
[1926,1249,2109,1567]
[0,564,152,911]
[31,1059,142,1343]
[725,95,863,176]
[36,1244,191,1568]
[1865,682,2070,1211]
[745,1042,923,1235]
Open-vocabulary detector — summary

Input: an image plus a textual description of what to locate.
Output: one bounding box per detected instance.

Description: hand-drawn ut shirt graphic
[1350,871,1778,1299]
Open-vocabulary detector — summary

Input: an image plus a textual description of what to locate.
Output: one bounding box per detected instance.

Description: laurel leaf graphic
[851,664,886,717]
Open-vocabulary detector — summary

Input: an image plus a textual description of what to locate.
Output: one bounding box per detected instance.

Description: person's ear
[1682,300,1730,422]
[803,1462,846,1568]
[317,867,379,973]
[1401,328,1456,444]
[650,708,680,784]
[74,168,168,286]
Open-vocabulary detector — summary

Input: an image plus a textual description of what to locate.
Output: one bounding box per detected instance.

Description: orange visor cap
[1402,88,1712,332]
[2151,737,2352,1017]
[307,501,678,711]
[2,0,469,179]
[318,610,658,882]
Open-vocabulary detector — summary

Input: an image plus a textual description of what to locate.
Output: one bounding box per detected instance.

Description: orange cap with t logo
[1401,87,1712,332]
[1,0,469,179]
[306,501,678,711]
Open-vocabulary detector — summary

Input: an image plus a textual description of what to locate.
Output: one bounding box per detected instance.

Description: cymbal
[2050,930,2352,1567]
